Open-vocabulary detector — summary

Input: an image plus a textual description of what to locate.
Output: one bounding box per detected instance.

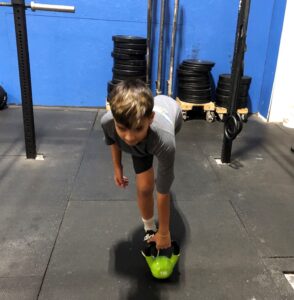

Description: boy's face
[114,112,155,146]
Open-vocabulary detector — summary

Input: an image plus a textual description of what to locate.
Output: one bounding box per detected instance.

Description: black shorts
[131,155,154,174]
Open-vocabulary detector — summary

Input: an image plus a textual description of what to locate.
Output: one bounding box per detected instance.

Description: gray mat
[1,108,294,299]
[39,195,280,300]
[0,276,41,300]
[0,155,80,277]
[0,107,97,156]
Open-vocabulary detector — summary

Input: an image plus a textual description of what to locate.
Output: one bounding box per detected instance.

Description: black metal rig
[0,1,75,159]
[221,0,251,163]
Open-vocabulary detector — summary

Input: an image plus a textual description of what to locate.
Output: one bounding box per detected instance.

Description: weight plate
[178,87,212,94]
[216,93,248,102]
[179,70,211,77]
[107,81,117,94]
[217,81,250,90]
[177,68,210,76]
[217,82,230,90]
[182,59,215,68]
[216,93,248,101]
[216,100,247,109]
[114,42,146,50]
[114,59,146,66]
[112,79,123,84]
[178,77,210,84]
[178,91,212,101]
[113,74,146,81]
[112,78,148,85]
[179,92,212,100]
[216,97,248,105]
[178,76,210,84]
[178,81,211,89]
[181,64,213,73]
[178,66,209,76]
[179,68,206,75]
[178,92,212,100]
[113,68,146,76]
[215,100,229,109]
[216,87,248,97]
[177,96,212,104]
[178,87,212,95]
[113,47,146,56]
[114,63,146,71]
[112,51,146,60]
[219,74,252,84]
[112,35,147,44]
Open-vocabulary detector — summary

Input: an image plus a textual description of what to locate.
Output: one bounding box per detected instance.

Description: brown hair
[108,79,154,129]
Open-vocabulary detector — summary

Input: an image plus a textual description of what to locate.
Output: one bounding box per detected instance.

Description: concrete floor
[0,106,294,300]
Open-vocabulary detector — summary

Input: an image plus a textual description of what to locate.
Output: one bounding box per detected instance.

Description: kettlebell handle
[144,240,180,257]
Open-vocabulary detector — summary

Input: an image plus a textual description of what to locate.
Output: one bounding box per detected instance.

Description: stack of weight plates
[216,74,252,109]
[176,59,215,103]
[107,35,147,98]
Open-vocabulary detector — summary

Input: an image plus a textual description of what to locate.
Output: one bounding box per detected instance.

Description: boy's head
[108,79,155,146]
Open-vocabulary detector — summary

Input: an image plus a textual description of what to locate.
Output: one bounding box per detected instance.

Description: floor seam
[204,149,285,297]
[36,111,98,300]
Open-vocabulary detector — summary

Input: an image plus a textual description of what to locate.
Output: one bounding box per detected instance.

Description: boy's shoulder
[154,94,174,102]
[101,110,114,127]
[149,124,176,152]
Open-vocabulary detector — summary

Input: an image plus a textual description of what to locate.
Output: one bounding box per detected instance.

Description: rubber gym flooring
[0,106,294,300]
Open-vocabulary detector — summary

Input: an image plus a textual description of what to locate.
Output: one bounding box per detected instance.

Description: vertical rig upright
[146,0,153,85]
[167,0,179,98]
[156,0,165,95]
[13,0,36,159]
[221,0,251,163]
[0,1,75,159]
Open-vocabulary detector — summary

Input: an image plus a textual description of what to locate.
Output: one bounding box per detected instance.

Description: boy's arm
[110,143,122,169]
[156,192,171,247]
[110,143,128,188]
[100,115,128,188]
[151,139,175,249]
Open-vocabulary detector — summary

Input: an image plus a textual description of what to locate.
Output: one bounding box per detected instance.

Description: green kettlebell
[141,241,180,279]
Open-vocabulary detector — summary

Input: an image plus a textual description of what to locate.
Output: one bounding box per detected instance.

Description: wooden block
[176,97,215,111]
[203,102,215,111]
[216,106,227,114]
[237,107,249,114]
[216,107,248,114]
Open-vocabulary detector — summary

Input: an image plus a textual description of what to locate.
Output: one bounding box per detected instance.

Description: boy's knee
[137,184,154,198]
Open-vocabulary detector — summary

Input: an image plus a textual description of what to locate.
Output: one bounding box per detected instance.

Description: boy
[101,79,182,250]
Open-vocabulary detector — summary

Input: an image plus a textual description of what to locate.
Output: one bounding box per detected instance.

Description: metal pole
[30,1,75,12]
[228,0,250,116]
[12,0,36,159]
[167,0,179,97]
[0,1,75,159]
[0,2,11,6]
[156,0,165,95]
[146,0,153,85]
[221,0,251,163]
[0,1,75,12]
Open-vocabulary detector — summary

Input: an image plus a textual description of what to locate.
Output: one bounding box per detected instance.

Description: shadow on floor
[108,193,190,300]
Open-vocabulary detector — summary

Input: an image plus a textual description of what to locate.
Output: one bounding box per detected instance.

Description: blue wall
[258,0,287,118]
[0,0,286,114]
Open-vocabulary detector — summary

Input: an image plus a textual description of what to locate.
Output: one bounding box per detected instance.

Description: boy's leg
[136,167,155,220]
[132,155,156,235]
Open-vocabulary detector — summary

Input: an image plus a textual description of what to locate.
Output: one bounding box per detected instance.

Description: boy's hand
[114,166,129,188]
[148,231,171,250]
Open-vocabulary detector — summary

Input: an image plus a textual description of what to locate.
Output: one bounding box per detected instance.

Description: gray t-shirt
[101,95,182,194]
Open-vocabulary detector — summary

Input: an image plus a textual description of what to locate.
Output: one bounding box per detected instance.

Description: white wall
[268,0,294,126]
